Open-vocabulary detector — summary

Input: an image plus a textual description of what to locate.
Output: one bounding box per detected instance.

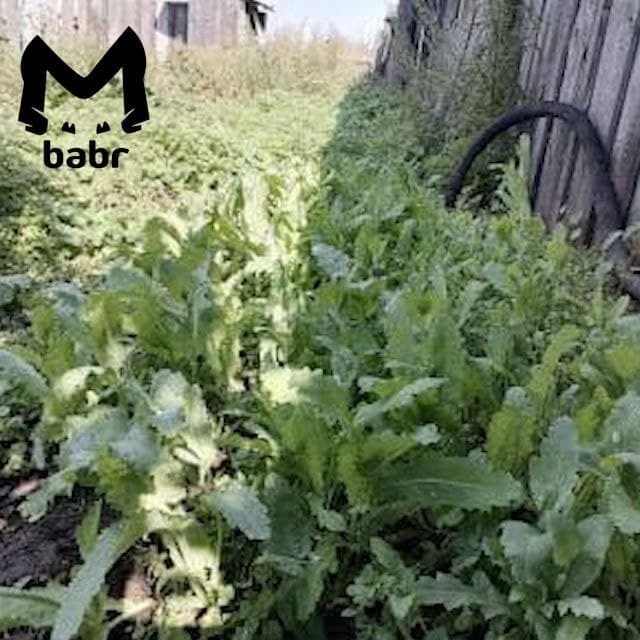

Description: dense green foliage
[3,40,640,640]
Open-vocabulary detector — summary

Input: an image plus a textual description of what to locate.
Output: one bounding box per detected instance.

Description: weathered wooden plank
[519,0,545,91]
[225,0,241,46]
[75,0,90,40]
[441,0,460,28]
[435,4,476,75]
[206,0,217,46]
[138,0,156,53]
[86,0,108,46]
[21,0,50,44]
[0,0,21,46]
[427,0,491,118]
[523,0,553,102]
[455,1,487,66]
[522,0,555,198]
[453,0,464,21]
[541,0,612,240]
[132,0,143,36]
[228,0,240,46]
[433,0,489,98]
[549,0,611,226]
[529,0,581,225]
[596,6,640,148]
[56,0,76,43]
[108,0,138,38]
[615,32,640,224]
[567,0,640,236]
[534,0,606,225]
[199,0,210,46]
[190,0,209,46]
[123,2,141,39]
[626,159,640,226]
[107,0,135,45]
[0,0,9,43]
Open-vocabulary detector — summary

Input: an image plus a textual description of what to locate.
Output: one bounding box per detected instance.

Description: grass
[0,34,364,282]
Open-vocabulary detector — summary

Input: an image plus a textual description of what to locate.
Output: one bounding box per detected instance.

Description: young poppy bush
[1,40,640,640]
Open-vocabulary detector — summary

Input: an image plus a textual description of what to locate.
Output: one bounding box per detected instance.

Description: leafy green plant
[4,39,640,640]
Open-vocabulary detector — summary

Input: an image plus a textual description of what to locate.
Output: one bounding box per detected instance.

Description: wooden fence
[0,0,250,54]
[522,0,640,232]
[379,0,640,239]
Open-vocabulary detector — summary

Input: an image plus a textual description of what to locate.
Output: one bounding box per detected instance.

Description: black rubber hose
[444,101,640,300]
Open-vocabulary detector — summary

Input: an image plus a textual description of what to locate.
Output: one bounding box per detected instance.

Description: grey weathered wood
[56,0,77,42]
[615,39,640,224]
[522,0,553,103]
[519,0,545,91]
[0,0,21,44]
[541,0,610,239]
[611,28,640,218]
[550,0,611,225]
[535,0,605,225]
[566,1,640,233]
[529,0,581,225]
[107,0,127,45]
[627,158,640,226]
[521,0,554,198]
[75,0,89,38]
[87,0,108,44]
[137,0,156,52]
[1,0,258,53]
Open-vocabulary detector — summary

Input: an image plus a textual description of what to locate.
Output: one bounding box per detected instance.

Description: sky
[270,0,393,45]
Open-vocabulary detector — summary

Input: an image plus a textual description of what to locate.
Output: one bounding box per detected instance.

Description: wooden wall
[379,0,640,240]
[0,0,249,54]
[521,0,640,233]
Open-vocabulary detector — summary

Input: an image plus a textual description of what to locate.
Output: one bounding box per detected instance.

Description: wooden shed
[0,0,272,53]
